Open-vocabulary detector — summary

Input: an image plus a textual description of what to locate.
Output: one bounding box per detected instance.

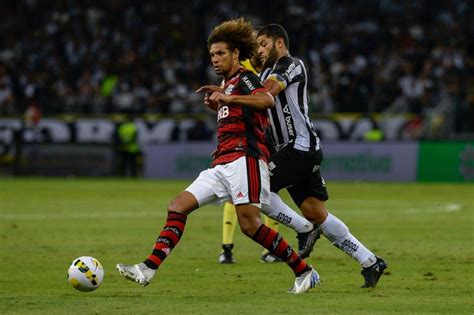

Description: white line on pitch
[0,203,463,220]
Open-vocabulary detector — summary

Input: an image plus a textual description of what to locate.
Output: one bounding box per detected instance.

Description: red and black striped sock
[143,211,187,270]
[252,224,310,276]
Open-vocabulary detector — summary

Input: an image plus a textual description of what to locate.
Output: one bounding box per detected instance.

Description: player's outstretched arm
[196,85,223,93]
[208,90,274,110]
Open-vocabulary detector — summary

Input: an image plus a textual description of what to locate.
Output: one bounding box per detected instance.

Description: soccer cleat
[116,263,155,286]
[218,244,235,264]
[260,252,282,263]
[297,225,322,259]
[361,257,388,288]
[288,267,320,294]
[218,251,235,264]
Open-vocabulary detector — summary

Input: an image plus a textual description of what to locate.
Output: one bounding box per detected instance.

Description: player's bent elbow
[261,93,275,109]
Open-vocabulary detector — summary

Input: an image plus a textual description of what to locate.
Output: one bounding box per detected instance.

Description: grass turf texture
[0,178,473,314]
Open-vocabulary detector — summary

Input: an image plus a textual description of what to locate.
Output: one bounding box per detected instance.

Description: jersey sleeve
[266,56,301,89]
[239,71,267,95]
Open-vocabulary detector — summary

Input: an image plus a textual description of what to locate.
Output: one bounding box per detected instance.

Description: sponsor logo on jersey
[285,62,296,76]
[283,105,295,137]
[224,84,235,95]
[217,106,229,120]
[242,76,255,91]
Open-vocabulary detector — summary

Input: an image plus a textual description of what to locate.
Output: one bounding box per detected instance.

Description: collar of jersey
[225,67,245,84]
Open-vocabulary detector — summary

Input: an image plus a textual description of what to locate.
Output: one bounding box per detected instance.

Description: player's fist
[205,92,219,111]
[196,85,223,111]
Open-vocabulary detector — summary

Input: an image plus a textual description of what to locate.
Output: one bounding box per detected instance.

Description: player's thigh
[185,168,228,207]
[287,169,329,208]
[269,147,312,192]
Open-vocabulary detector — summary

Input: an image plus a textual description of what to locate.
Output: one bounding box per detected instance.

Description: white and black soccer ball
[67,256,104,292]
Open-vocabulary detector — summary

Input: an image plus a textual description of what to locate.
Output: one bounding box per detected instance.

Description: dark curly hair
[257,24,290,50]
[207,18,257,61]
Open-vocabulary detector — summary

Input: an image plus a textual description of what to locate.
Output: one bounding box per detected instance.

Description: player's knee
[239,222,256,237]
[300,197,328,224]
[238,216,261,236]
[167,191,198,214]
[167,198,183,213]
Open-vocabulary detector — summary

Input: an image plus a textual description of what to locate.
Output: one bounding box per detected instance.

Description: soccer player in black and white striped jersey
[256,24,387,288]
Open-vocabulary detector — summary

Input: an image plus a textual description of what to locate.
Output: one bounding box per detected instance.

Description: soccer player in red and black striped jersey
[116,18,320,294]
[218,53,318,265]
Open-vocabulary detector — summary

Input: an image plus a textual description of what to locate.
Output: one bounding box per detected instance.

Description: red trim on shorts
[246,156,261,203]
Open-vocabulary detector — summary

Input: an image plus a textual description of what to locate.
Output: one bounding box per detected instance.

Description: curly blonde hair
[207,18,257,61]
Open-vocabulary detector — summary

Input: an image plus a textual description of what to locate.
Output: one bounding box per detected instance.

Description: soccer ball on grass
[67,256,104,292]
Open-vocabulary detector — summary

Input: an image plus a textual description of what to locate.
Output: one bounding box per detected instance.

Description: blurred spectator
[115,112,141,177]
[22,100,50,143]
[186,119,213,141]
[23,101,41,128]
[0,0,471,139]
[0,64,15,115]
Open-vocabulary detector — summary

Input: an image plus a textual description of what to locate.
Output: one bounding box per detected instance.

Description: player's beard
[263,46,279,68]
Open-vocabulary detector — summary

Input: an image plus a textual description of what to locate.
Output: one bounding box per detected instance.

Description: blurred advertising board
[144,142,214,179]
[417,141,474,182]
[144,142,418,181]
[322,142,418,181]
[16,144,115,176]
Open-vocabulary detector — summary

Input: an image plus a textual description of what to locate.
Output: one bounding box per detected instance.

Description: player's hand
[196,85,227,110]
[204,92,219,110]
[195,85,223,93]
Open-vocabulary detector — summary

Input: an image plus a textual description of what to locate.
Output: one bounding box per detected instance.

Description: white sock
[261,192,313,233]
[319,213,377,268]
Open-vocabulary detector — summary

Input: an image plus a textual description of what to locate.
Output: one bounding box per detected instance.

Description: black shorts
[269,146,329,207]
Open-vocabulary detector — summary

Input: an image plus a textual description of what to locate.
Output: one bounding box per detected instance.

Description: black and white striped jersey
[260,56,320,152]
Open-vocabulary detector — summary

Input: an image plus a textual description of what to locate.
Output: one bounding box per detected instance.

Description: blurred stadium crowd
[0,0,472,135]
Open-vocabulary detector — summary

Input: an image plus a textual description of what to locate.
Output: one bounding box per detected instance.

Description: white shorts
[185,156,270,208]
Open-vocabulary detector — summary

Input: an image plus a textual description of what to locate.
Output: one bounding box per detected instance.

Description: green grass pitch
[1,178,473,314]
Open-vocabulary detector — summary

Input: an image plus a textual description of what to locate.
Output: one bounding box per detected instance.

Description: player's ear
[277,38,284,49]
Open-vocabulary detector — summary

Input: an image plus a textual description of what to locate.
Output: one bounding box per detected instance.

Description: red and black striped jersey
[212,67,270,167]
